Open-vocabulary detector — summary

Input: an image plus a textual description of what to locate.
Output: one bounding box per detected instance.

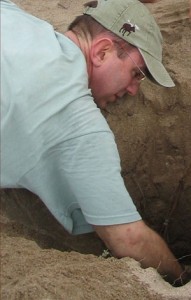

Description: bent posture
[1,0,190,286]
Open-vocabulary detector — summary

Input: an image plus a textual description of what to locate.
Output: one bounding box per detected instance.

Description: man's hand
[93,220,186,285]
[173,265,191,286]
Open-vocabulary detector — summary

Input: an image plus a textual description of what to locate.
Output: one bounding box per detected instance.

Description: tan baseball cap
[84,0,175,87]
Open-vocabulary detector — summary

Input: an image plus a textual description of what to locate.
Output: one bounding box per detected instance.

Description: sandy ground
[1,0,191,299]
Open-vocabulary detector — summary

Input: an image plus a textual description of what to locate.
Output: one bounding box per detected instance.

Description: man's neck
[64,30,93,83]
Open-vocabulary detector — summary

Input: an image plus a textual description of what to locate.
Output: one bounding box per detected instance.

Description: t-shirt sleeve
[19,131,141,235]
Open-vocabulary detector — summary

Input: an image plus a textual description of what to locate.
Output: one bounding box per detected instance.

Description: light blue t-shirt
[1,0,141,234]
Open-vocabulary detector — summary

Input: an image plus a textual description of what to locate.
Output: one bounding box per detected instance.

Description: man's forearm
[134,226,190,286]
[123,223,183,285]
[94,221,189,286]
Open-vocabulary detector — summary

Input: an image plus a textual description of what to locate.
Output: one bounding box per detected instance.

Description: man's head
[84,0,174,87]
[68,0,174,108]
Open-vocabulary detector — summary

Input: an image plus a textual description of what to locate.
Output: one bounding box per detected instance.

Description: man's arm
[94,220,190,286]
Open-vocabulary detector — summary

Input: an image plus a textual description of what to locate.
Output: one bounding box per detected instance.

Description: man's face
[89,44,146,109]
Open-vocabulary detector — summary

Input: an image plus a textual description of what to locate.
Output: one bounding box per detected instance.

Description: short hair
[68,1,136,59]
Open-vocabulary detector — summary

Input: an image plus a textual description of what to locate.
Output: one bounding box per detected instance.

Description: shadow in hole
[0,189,104,255]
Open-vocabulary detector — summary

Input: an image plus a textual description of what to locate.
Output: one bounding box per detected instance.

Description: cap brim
[139,49,175,87]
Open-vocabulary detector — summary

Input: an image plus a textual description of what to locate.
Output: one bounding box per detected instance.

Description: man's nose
[126,83,140,96]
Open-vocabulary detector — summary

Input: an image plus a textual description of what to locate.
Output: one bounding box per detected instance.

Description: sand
[1,0,191,299]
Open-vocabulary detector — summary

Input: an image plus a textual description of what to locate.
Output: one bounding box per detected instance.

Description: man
[1,0,190,286]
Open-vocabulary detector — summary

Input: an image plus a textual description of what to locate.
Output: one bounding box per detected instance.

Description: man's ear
[90,38,114,67]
